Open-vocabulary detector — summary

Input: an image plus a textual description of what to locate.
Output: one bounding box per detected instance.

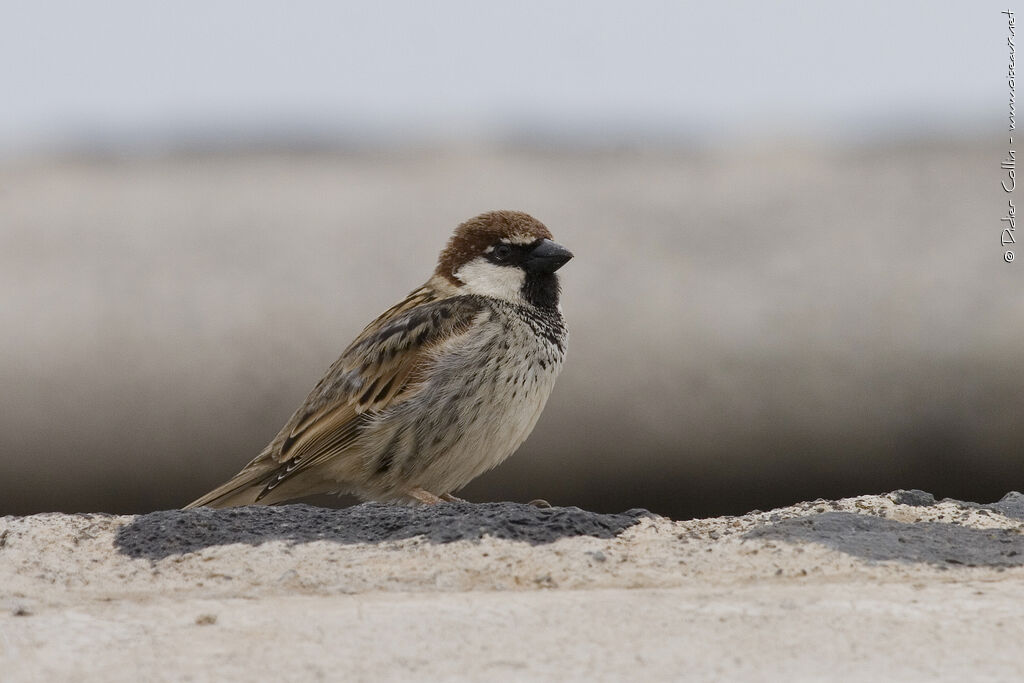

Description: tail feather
[184,456,338,509]
[183,470,270,509]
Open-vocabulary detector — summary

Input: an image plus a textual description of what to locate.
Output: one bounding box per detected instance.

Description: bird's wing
[272,290,487,466]
[184,287,487,508]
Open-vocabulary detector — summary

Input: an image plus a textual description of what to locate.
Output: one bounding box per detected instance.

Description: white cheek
[454,258,526,303]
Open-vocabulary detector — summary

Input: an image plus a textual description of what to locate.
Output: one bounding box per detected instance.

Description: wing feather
[184,284,488,508]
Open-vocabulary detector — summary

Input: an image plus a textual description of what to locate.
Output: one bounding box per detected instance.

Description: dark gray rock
[744,511,1024,567]
[114,502,652,560]
[891,489,936,507]
[890,489,1024,520]
[979,491,1024,521]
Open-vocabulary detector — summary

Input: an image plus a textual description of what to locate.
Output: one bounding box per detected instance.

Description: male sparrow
[185,210,572,508]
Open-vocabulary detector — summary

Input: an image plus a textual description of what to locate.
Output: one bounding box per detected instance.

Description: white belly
[415,319,566,494]
[348,305,567,501]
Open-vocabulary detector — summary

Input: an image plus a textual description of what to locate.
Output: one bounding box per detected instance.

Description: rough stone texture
[745,511,1024,567]
[115,503,652,560]
[3,491,1024,682]
[890,488,937,507]
[963,491,1024,521]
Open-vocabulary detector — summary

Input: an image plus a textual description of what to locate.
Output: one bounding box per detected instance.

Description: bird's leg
[407,487,444,505]
[440,493,468,503]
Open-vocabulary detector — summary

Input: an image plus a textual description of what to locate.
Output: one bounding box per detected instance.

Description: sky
[0,1,1012,155]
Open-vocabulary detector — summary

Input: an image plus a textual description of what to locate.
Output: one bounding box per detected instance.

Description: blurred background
[2,1,1021,518]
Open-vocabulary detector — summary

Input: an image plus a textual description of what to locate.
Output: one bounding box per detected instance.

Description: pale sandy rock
[2,492,1023,681]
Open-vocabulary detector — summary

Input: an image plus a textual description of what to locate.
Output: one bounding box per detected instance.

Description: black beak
[524,239,573,273]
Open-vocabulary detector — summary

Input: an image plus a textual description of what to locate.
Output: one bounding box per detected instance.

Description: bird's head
[436,210,573,308]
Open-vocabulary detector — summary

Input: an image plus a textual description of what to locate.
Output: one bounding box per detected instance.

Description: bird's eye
[492,244,513,261]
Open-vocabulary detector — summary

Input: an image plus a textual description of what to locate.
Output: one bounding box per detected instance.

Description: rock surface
[2,491,1024,681]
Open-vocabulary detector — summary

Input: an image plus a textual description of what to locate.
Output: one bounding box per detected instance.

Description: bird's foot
[440,493,468,503]
[407,488,444,505]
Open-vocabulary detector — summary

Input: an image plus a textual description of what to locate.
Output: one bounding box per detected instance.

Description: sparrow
[185,210,572,508]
